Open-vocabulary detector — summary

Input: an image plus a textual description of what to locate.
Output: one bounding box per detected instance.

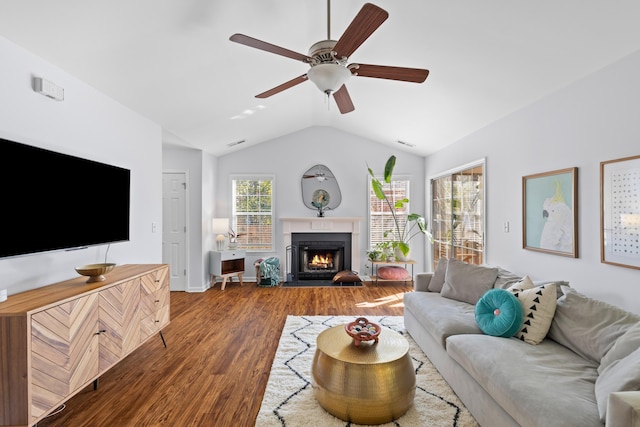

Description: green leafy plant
[367,247,383,261]
[368,155,433,257]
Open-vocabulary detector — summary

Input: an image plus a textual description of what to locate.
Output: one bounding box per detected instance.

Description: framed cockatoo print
[522,168,578,257]
[601,155,640,270]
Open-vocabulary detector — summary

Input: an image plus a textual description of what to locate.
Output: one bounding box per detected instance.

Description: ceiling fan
[229,1,429,114]
[303,165,334,181]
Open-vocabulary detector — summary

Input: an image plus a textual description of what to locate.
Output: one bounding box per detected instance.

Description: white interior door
[162,172,187,291]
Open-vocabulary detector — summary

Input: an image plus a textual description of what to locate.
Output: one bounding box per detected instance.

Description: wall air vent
[33,77,64,101]
[397,140,415,147]
[227,139,245,147]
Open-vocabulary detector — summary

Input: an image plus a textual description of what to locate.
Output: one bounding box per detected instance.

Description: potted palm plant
[368,155,433,260]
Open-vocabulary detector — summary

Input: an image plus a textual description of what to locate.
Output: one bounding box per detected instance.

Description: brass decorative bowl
[345,317,381,346]
[75,263,116,283]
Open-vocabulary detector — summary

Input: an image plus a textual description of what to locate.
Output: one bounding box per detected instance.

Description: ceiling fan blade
[333,3,389,59]
[255,74,308,98]
[230,34,313,63]
[351,64,429,83]
[333,85,355,114]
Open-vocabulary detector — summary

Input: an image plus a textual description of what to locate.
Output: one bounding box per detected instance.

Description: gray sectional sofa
[403,258,640,427]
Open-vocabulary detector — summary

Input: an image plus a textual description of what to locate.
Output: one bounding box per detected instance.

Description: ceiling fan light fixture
[307,63,351,94]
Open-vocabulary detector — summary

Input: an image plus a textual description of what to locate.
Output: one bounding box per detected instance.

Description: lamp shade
[212,218,229,235]
[307,63,352,94]
[212,218,229,251]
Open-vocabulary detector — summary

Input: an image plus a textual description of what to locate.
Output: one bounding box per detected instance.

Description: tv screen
[0,137,130,259]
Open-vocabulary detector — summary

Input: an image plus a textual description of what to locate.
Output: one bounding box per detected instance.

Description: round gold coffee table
[311,324,416,425]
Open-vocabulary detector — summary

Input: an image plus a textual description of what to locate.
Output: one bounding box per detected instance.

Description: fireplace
[281,217,362,283]
[291,233,352,281]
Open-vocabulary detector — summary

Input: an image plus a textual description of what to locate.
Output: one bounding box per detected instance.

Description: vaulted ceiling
[2,1,640,156]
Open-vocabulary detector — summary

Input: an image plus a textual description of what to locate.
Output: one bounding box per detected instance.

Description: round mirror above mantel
[301,164,342,217]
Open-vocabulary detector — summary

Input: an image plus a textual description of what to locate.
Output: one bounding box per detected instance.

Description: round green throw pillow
[475,288,523,337]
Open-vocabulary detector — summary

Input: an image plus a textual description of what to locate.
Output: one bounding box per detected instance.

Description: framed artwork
[601,155,640,269]
[522,167,578,257]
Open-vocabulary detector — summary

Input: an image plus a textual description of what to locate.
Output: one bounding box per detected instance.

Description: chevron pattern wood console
[0,264,169,427]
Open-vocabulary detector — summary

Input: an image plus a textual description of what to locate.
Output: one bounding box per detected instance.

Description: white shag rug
[255,315,479,427]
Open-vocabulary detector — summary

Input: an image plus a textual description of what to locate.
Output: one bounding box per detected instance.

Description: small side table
[209,250,245,290]
[371,259,416,286]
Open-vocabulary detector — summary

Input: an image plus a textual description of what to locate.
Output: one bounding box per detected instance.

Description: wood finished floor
[36,280,412,427]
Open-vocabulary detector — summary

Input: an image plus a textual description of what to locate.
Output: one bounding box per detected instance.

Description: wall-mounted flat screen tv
[0,137,130,259]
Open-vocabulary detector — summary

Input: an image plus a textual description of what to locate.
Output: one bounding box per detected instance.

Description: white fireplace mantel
[281,217,362,273]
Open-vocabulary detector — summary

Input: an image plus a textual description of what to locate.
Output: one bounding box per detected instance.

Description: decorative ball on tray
[345,317,381,346]
[75,263,116,283]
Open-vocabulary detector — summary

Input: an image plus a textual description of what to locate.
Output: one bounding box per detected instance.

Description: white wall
[162,147,219,291]
[425,49,640,314]
[0,36,163,295]
[216,126,428,278]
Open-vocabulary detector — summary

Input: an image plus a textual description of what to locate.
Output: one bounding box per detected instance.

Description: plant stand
[371,259,416,286]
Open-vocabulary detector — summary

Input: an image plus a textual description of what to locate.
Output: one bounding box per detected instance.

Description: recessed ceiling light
[231,105,268,120]
[227,139,245,147]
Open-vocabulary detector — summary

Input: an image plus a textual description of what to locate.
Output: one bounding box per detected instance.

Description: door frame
[162,170,189,291]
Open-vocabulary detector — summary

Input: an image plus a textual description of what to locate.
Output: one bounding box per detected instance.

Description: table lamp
[212,218,229,251]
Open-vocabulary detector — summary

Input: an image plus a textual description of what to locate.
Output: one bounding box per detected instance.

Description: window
[231,176,274,251]
[369,177,410,249]
[431,162,485,268]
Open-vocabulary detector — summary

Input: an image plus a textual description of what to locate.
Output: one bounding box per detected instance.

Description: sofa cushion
[427,257,448,292]
[507,278,557,345]
[414,272,433,292]
[595,346,640,421]
[403,291,482,348]
[475,289,523,337]
[441,258,499,305]
[493,267,523,289]
[446,334,601,427]
[548,286,640,363]
[599,322,640,374]
[377,265,410,280]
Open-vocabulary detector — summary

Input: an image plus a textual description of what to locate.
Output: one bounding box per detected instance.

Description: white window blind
[232,177,274,251]
[369,179,409,249]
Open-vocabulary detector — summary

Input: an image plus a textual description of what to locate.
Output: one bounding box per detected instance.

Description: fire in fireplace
[299,242,342,279]
[309,253,334,269]
[290,232,352,282]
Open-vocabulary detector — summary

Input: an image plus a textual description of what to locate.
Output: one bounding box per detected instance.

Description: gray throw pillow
[440,258,499,305]
[548,286,640,363]
[493,267,523,289]
[427,258,448,292]
[595,346,640,421]
[599,322,640,374]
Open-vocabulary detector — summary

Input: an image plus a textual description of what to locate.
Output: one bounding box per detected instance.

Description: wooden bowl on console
[75,263,116,283]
